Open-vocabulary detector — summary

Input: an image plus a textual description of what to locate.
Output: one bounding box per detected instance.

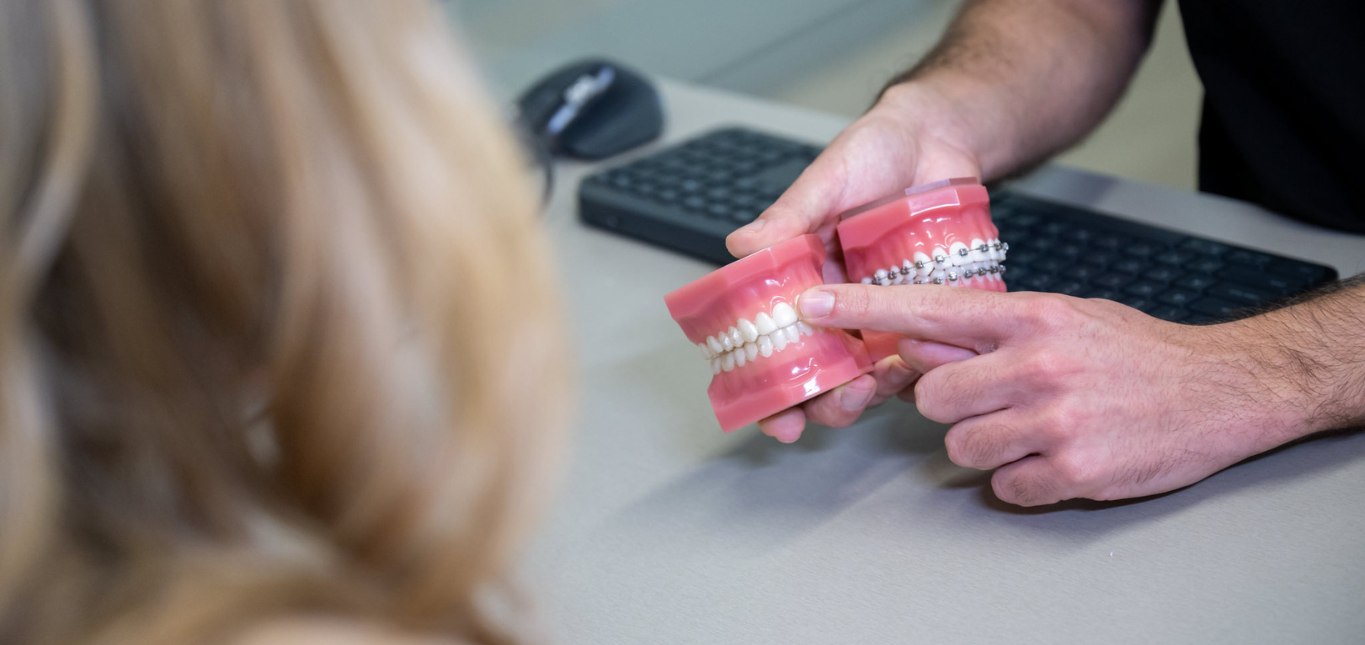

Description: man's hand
[794,283,1318,506]
[726,87,982,443]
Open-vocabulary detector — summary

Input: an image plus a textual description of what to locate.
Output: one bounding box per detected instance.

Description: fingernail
[840,380,875,412]
[737,219,766,235]
[798,288,835,319]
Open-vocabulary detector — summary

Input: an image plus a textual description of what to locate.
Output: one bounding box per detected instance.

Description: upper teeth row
[698,302,815,373]
[859,240,1008,286]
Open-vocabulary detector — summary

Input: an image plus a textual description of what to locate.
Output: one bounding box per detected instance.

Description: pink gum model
[836,178,1008,361]
[665,235,872,432]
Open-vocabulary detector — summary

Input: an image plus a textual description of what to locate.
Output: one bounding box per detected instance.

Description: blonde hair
[0,1,569,643]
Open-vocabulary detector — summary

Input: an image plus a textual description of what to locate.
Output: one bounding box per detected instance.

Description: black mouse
[515,58,664,160]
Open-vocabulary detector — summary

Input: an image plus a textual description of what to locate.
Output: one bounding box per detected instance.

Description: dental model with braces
[837,177,1008,361]
[665,234,872,432]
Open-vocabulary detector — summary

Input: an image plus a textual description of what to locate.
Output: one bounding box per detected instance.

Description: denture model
[836,178,1008,361]
[665,234,872,432]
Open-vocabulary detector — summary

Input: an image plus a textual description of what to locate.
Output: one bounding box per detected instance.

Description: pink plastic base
[708,330,871,432]
[665,235,872,432]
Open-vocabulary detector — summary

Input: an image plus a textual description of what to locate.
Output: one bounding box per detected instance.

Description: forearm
[875,0,1161,180]
[1218,274,1365,446]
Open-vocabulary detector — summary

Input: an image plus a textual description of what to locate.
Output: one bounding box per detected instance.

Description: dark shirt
[1177,0,1365,233]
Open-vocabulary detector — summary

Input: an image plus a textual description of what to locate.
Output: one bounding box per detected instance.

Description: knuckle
[992,470,1041,507]
[1050,451,1096,489]
[1020,294,1078,332]
[912,374,952,423]
[944,425,990,469]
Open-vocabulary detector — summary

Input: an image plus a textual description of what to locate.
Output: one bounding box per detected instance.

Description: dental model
[665,234,872,432]
[836,178,1008,360]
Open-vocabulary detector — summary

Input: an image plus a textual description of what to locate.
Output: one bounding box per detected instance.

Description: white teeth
[950,242,970,261]
[861,277,873,284]
[701,299,821,373]
[969,238,988,264]
[874,268,888,284]
[738,318,758,343]
[772,328,790,351]
[754,312,776,336]
[772,302,797,327]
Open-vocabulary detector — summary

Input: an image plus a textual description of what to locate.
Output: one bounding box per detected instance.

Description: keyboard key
[1175,274,1217,291]
[1017,273,1056,290]
[1178,238,1231,256]
[1052,281,1087,296]
[1225,249,1275,267]
[1188,258,1224,273]
[1216,265,1304,296]
[1206,282,1276,306]
[1124,280,1164,298]
[1035,257,1068,274]
[1155,250,1195,266]
[1111,258,1144,274]
[1118,296,1155,312]
[1188,297,1241,319]
[1082,253,1111,268]
[1094,274,1134,289]
[1272,260,1334,285]
[1094,235,1124,250]
[1125,242,1160,257]
[1144,266,1181,283]
[1149,306,1188,322]
[1071,265,1101,281]
[1156,289,1200,307]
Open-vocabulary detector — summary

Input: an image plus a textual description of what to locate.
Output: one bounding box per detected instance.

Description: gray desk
[525,78,1365,644]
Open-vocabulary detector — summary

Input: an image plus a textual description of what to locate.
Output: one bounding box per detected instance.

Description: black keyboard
[579,126,1338,324]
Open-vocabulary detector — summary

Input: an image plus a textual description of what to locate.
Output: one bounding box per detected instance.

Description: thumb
[725,152,851,259]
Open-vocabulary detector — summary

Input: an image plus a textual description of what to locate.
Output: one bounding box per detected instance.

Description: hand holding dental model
[718,0,1365,506]
[665,180,1002,433]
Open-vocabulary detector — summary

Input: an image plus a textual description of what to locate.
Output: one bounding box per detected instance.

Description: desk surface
[524,78,1365,645]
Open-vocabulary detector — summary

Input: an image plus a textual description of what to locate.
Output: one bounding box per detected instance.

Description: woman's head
[0,1,569,642]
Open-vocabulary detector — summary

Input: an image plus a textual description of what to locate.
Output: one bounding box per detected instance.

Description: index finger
[796,283,1031,349]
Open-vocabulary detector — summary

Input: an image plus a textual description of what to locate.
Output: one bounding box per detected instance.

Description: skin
[724,0,1365,504]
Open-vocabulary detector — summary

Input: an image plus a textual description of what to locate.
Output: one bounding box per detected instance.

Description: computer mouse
[515,58,664,160]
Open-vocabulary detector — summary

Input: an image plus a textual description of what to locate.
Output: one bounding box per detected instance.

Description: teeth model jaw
[665,234,872,432]
[837,178,1008,361]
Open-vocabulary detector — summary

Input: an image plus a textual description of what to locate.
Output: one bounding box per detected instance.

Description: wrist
[1194,319,1327,449]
